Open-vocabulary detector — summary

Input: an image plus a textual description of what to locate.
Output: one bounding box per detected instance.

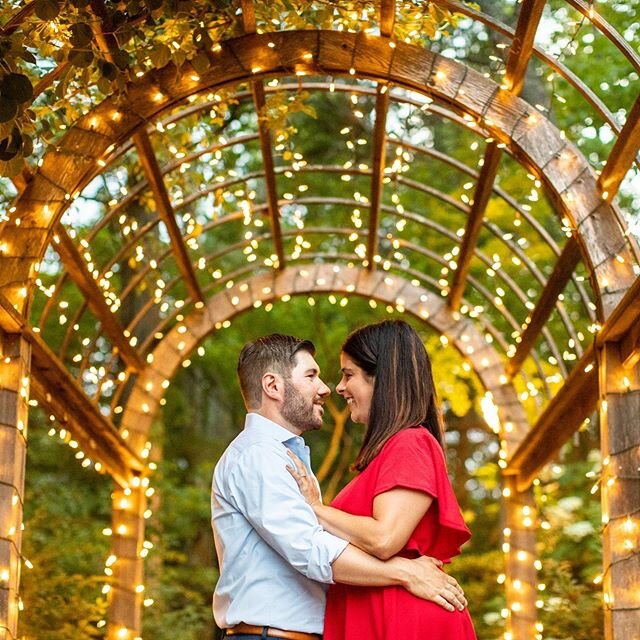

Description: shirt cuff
[306,530,349,584]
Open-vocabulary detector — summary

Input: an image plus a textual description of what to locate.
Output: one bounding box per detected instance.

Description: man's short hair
[237,334,316,410]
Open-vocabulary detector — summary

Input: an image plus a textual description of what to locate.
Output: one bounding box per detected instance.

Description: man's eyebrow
[305,366,319,374]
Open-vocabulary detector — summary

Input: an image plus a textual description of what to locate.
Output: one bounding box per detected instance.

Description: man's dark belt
[224,623,322,640]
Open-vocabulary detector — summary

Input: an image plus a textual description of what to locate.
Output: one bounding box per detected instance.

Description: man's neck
[252,407,303,437]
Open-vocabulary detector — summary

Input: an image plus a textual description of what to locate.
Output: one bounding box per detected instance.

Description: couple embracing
[211,319,477,640]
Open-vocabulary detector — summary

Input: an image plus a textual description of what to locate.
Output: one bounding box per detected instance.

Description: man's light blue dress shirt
[211,413,349,633]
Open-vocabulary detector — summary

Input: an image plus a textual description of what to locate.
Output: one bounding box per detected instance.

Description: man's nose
[318,379,331,396]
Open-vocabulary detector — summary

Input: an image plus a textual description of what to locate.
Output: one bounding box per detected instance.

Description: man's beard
[282,380,323,432]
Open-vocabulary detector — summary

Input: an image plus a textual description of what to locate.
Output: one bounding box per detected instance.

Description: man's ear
[262,372,284,402]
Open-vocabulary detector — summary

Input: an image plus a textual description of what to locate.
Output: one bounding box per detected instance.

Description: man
[212,334,465,640]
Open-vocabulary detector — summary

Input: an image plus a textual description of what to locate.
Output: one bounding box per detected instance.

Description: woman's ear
[262,372,284,401]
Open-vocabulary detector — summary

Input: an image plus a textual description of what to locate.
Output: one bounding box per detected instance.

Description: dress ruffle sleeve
[372,427,471,562]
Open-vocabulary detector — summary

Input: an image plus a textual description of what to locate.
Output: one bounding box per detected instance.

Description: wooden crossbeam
[448,142,502,309]
[29,329,145,487]
[366,86,390,269]
[252,81,285,269]
[133,130,204,302]
[53,226,145,372]
[448,0,545,309]
[502,0,547,93]
[507,344,598,491]
[0,293,143,486]
[598,93,640,200]
[241,0,284,268]
[380,0,396,37]
[240,0,257,32]
[506,237,582,377]
[364,0,394,267]
[597,275,640,369]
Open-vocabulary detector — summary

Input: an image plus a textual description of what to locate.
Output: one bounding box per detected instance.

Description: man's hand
[391,556,467,611]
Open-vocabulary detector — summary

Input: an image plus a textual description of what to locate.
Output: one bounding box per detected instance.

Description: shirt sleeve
[225,441,349,584]
[373,428,440,498]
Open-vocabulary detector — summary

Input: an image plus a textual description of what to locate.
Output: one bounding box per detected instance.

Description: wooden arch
[111,263,530,637]
[0,25,638,640]
[0,30,636,312]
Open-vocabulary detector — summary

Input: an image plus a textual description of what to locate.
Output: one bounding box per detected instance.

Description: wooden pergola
[0,1,639,639]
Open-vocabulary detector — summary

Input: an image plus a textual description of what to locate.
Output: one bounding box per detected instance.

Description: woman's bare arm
[287,450,433,560]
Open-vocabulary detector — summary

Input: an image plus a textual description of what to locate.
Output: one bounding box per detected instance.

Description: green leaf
[190,51,210,75]
[149,43,171,68]
[99,60,118,81]
[68,48,94,68]
[97,76,112,95]
[0,127,22,161]
[0,154,24,177]
[69,23,93,48]
[112,49,130,70]
[0,96,18,123]
[33,0,61,20]
[21,132,33,156]
[18,49,37,65]
[0,73,34,104]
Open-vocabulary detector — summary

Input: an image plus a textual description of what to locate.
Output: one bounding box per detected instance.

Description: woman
[287,320,476,639]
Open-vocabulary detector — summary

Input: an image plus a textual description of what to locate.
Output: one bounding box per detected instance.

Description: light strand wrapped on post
[502,476,539,640]
[106,481,149,640]
[0,333,31,640]
[597,343,640,640]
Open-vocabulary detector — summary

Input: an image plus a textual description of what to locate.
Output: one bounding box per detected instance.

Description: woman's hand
[286,450,322,507]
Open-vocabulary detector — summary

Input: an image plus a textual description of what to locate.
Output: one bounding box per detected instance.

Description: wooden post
[598,343,640,640]
[503,476,538,640]
[0,332,30,640]
[106,483,147,640]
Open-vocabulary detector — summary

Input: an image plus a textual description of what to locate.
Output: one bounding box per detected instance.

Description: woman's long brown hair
[343,320,445,471]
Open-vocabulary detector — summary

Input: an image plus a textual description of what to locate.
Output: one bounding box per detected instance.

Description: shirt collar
[244,412,302,444]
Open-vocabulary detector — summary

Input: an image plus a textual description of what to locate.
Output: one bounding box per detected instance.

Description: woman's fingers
[286,449,306,475]
[433,594,455,612]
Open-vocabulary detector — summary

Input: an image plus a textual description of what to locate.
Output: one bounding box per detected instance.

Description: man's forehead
[293,350,319,369]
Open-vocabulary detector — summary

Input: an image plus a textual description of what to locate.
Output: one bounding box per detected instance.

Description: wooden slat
[448,142,502,309]
[506,237,582,377]
[368,0,393,268]
[53,226,145,372]
[0,292,143,485]
[598,94,640,199]
[503,0,547,93]
[29,327,145,484]
[241,0,284,268]
[507,345,598,490]
[448,0,545,309]
[366,86,390,269]
[252,81,285,268]
[240,0,257,32]
[133,130,204,302]
[380,0,396,37]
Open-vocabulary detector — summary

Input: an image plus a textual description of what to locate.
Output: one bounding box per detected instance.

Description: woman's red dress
[324,427,477,639]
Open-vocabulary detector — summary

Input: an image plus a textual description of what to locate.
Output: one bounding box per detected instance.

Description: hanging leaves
[0,0,460,176]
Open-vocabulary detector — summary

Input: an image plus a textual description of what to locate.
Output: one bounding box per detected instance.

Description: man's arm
[332,545,466,612]
[227,444,465,611]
